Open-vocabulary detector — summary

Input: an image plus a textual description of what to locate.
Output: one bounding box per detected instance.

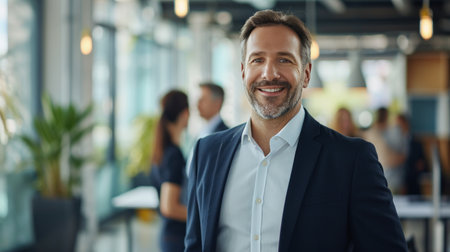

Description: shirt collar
[241,106,306,147]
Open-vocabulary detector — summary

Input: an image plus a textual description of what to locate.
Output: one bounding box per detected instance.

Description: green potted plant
[0,71,23,221]
[0,73,22,145]
[19,94,93,252]
[125,114,158,179]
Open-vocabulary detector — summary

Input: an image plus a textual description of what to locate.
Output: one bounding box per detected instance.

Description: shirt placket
[250,153,270,252]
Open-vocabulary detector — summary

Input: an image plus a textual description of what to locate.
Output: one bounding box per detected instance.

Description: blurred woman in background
[150,90,189,252]
[331,107,359,137]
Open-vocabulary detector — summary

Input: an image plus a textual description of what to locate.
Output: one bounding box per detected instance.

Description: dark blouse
[150,143,187,252]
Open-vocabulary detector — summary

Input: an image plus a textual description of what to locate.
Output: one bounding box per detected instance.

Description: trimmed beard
[247,79,302,119]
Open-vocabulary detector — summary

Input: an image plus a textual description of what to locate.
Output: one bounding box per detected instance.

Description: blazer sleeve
[185,141,203,252]
[350,141,408,251]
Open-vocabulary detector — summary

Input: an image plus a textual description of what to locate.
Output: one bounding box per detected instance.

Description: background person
[197,82,229,136]
[330,107,359,137]
[184,82,230,176]
[150,90,189,252]
[363,107,407,194]
[185,10,407,252]
[396,114,429,195]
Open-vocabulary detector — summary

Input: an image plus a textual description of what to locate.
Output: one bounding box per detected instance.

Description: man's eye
[280,58,292,63]
[251,58,263,63]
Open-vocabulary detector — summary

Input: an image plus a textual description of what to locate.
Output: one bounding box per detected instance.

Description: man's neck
[199,113,221,137]
[250,105,301,156]
[206,113,220,123]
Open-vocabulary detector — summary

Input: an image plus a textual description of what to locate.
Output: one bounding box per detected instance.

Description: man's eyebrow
[278,52,296,58]
[248,51,265,58]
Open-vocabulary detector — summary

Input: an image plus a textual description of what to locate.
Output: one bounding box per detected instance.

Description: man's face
[197,87,220,120]
[241,25,311,120]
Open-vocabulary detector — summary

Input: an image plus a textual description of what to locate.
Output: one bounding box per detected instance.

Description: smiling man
[185,10,407,252]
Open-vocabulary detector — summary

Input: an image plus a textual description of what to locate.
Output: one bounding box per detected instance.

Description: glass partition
[0,0,39,250]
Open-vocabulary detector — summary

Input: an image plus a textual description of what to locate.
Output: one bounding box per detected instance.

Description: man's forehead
[200,87,211,95]
[245,25,301,55]
[248,25,299,40]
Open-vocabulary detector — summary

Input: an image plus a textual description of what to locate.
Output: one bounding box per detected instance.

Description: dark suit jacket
[185,111,407,252]
[212,118,228,133]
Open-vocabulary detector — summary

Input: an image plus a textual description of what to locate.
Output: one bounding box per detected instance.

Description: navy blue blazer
[213,118,228,133]
[185,111,407,252]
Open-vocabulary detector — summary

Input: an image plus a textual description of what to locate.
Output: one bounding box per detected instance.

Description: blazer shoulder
[199,123,244,146]
[213,119,229,132]
[316,123,374,150]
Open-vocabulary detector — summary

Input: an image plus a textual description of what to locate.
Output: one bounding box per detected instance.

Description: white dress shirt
[216,106,305,252]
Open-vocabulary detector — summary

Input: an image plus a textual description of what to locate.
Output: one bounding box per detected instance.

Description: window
[0,0,39,250]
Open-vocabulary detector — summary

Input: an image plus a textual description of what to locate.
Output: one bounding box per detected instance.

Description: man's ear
[303,63,312,88]
[241,62,245,81]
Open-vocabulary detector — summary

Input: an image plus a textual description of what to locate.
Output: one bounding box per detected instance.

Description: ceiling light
[347,51,366,88]
[175,0,189,18]
[311,39,320,60]
[420,0,433,40]
[233,0,275,10]
[306,0,320,60]
[80,29,93,55]
[215,11,232,26]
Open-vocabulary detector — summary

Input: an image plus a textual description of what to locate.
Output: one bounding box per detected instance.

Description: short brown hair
[240,10,312,67]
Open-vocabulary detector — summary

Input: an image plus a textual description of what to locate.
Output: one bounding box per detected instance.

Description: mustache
[250,80,290,92]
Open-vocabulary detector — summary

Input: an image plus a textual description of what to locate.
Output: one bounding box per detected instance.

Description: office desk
[394,196,450,218]
[113,186,159,252]
[394,196,450,251]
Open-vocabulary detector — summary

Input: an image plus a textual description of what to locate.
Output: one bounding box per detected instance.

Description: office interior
[0,0,449,251]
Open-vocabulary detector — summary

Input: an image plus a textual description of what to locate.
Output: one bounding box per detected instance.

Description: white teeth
[260,88,282,93]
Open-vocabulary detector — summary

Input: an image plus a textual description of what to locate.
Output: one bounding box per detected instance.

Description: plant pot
[32,195,81,252]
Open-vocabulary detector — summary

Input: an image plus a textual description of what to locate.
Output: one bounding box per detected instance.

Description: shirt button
[254,235,259,240]
[256,198,262,204]
[262,160,267,166]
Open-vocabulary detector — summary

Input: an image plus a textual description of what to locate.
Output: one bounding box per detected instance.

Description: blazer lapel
[279,111,322,252]
[204,125,243,251]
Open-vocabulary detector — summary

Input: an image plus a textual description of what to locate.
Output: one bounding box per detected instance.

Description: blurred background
[0,0,449,251]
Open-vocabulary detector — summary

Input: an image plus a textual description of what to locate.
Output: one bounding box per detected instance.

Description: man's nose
[262,61,280,81]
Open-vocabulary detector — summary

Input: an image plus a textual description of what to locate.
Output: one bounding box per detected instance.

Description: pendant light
[80,29,93,55]
[420,0,433,40]
[306,0,319,60]
[175,0,189,18]
[347,51,366,88]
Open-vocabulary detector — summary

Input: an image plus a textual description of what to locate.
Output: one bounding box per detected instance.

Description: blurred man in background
[197,82,228,136]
